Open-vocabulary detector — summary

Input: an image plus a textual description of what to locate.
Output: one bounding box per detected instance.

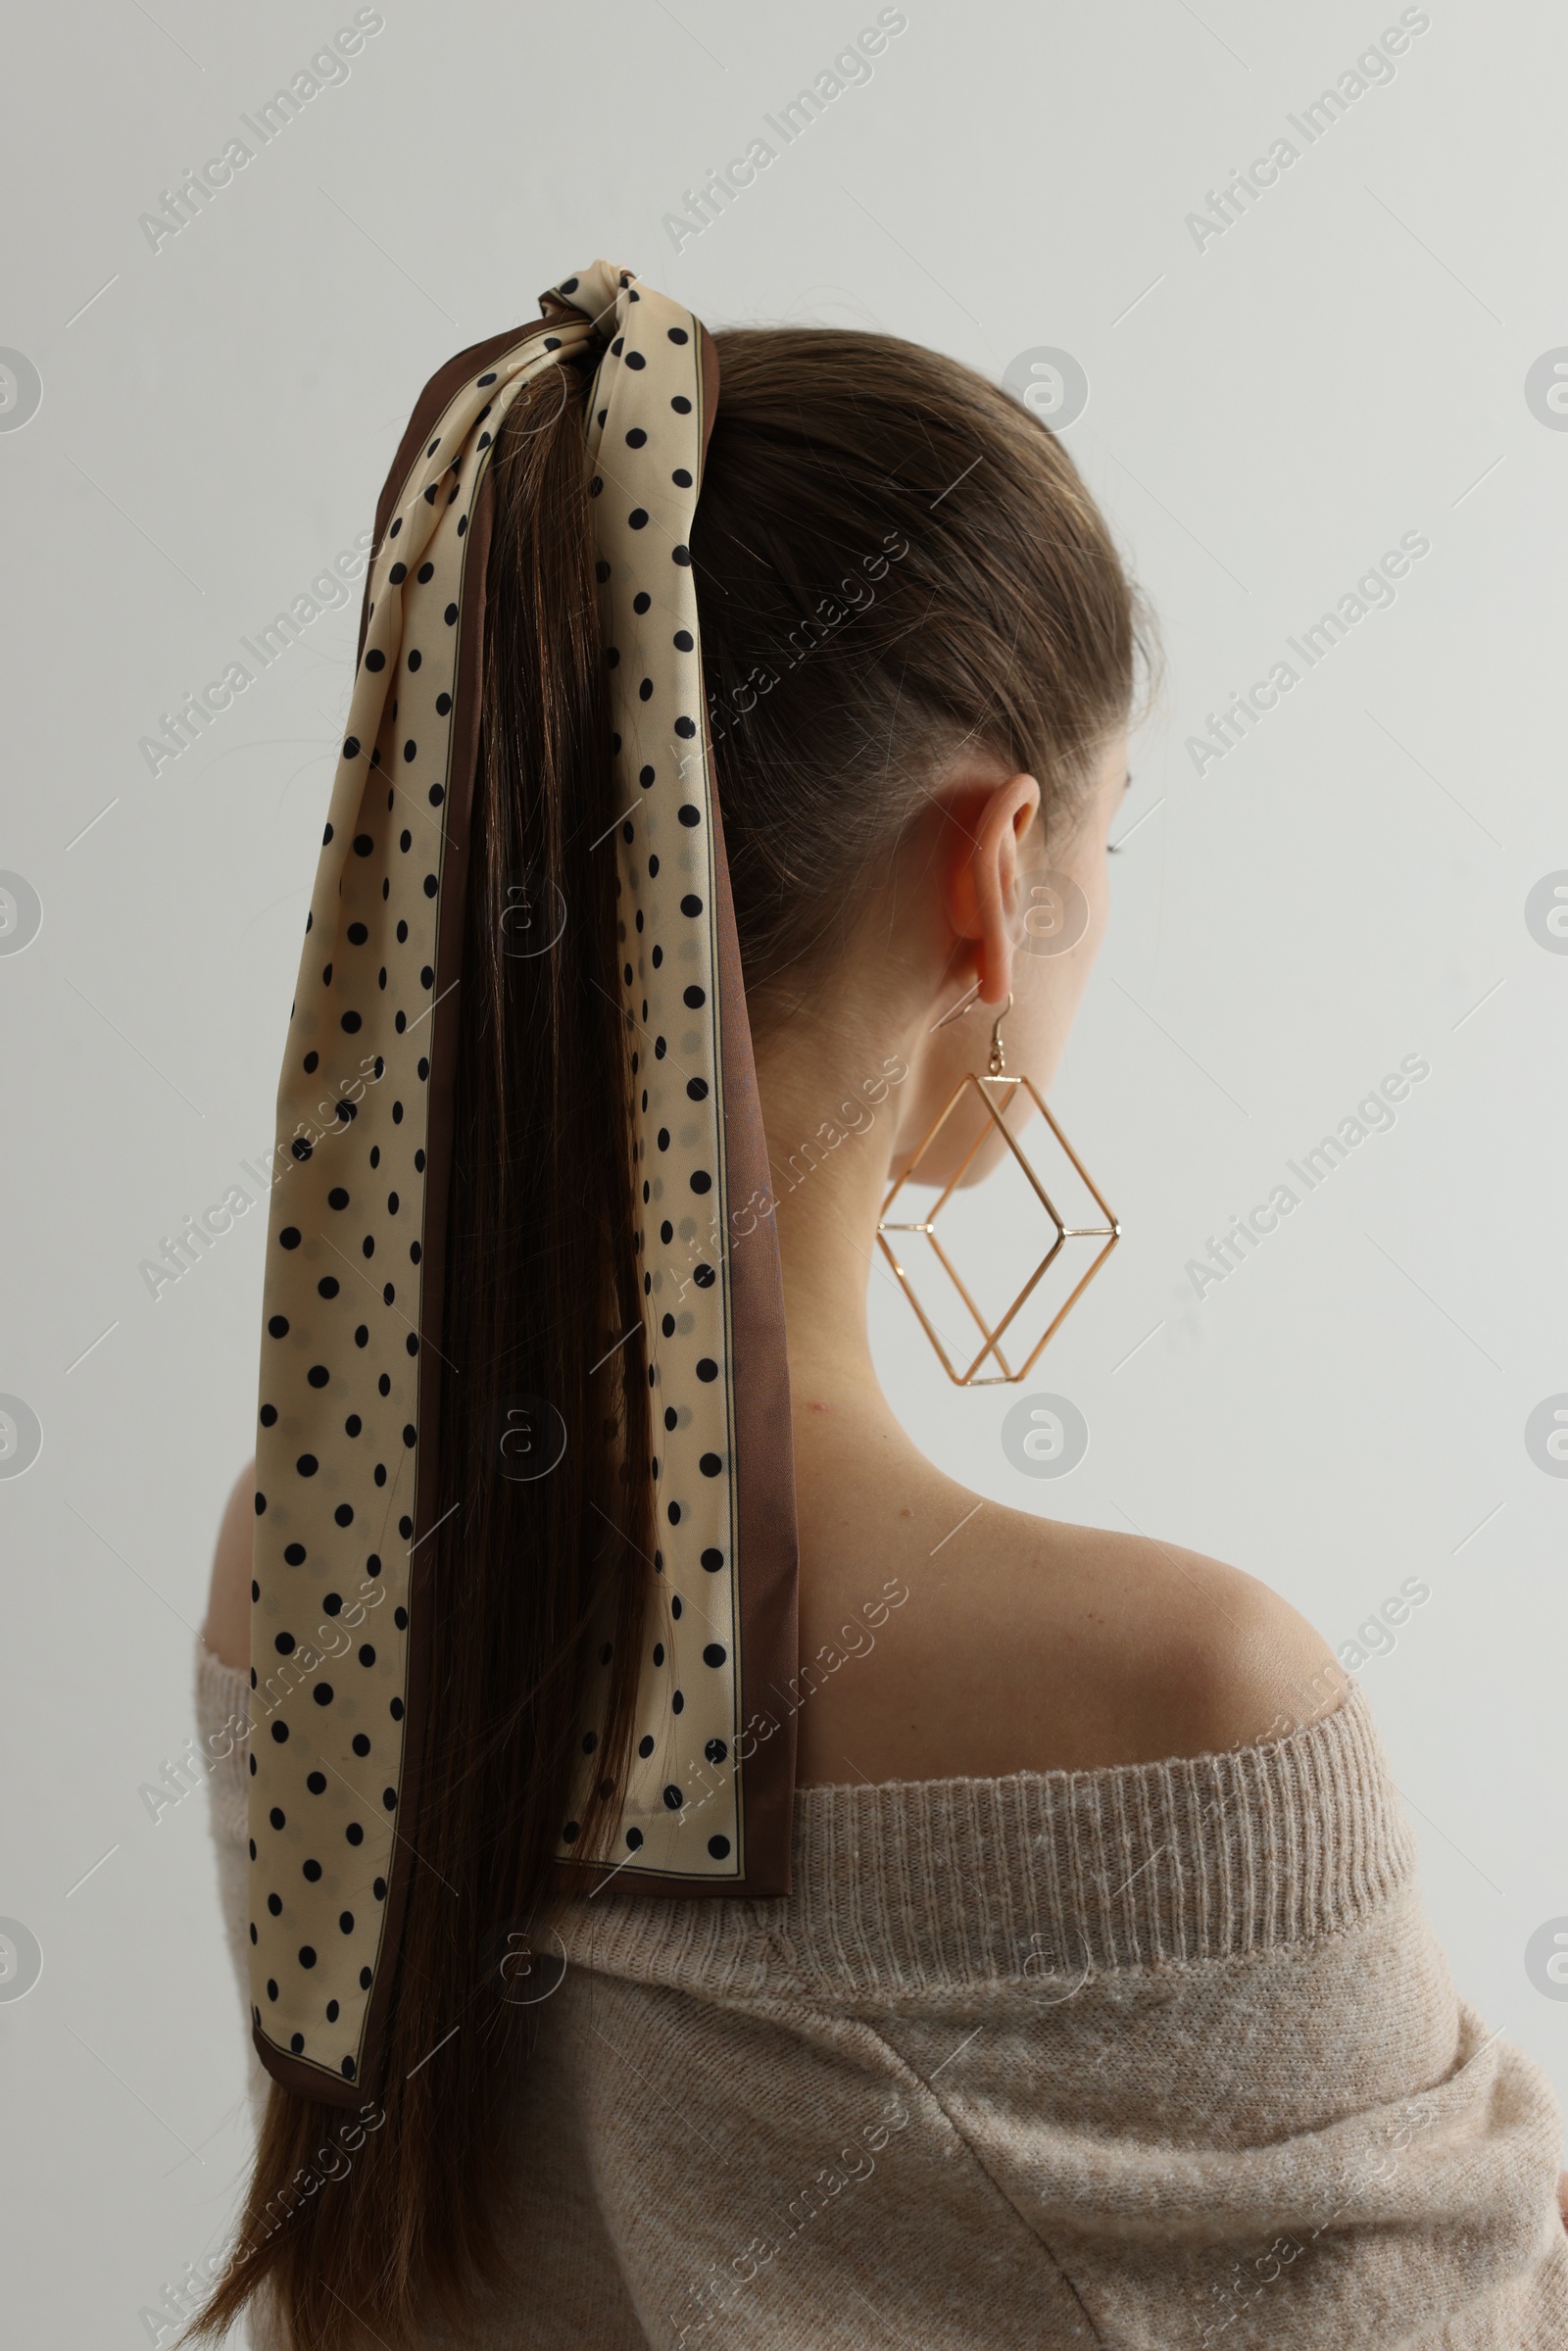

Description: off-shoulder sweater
[195,1639,1568,2348]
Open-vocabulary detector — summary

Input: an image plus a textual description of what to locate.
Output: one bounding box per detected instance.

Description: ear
[942,772,1042,1004]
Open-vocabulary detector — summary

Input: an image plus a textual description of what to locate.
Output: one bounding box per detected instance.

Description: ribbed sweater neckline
[565,1681,1416,1997]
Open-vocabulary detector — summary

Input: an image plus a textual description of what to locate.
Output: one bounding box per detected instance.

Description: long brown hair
[193,322,1150,2350]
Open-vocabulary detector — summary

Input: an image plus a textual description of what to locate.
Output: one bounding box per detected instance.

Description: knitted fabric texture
[197,1640,1568,2347]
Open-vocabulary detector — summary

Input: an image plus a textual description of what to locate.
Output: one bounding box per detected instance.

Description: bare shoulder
[1088,1523,1351,1763]
[203,1458,255,1671]
[793,1487,1348,1785]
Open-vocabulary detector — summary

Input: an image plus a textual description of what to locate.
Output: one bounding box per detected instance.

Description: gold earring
[875,993,1120,1386]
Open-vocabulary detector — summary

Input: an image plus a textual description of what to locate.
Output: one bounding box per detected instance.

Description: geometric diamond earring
[875,993,1121,1386]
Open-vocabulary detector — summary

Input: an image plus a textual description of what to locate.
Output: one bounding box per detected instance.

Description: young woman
[192,269,1568,2349]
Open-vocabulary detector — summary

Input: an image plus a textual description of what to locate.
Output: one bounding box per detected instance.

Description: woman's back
[196,1608,1568,2350]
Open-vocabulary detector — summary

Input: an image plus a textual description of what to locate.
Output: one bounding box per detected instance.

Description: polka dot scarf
[248,264,799,2103]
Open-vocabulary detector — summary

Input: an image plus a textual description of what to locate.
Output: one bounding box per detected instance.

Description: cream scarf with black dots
[249,263,798,2104]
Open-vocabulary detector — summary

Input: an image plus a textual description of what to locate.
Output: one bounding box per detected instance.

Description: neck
[754,1004,917,1429]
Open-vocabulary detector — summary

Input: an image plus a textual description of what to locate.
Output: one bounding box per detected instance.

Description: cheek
[1017,856,1107,1033]
[1008,986,1072,1098]
[1080,865,1111,960]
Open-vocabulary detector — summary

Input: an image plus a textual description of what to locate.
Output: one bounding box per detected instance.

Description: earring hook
[988,993,1013,1077]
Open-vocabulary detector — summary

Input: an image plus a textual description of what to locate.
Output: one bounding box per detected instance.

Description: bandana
[248,263,798,2103]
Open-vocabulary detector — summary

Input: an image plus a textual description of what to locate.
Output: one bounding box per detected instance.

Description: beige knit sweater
[196,1639,1567,2348]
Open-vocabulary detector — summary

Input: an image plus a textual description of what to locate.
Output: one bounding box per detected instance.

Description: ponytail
[194,354,655,2351]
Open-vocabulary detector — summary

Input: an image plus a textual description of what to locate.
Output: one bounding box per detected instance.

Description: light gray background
[2,1,1565,2340]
